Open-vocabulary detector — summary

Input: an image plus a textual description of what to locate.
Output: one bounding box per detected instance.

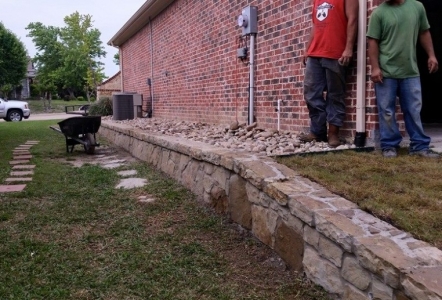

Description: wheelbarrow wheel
[84,133,96,154]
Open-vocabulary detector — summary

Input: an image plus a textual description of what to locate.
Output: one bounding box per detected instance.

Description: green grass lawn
[277,148,442,249]
[27,99,91,114]
[0,121,328,299]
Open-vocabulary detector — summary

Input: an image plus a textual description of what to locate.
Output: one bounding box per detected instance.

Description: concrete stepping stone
[9,160,30,165]
[12,165,35,169]
[117,170,137,177]
[16,145,32,149]
[11,171,34,176]
[5,178,33,182]
[0,185,26,192]
[13,155,32,160]
[138,195,156,203]
[25,141,39,144]
[96,155,118,161]
[103,159,126,164]
[13,151,31,156]
[103,163,124,169]
[115,178,147,189]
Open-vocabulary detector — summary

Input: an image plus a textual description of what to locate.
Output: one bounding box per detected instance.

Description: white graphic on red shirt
[316,2,334,21]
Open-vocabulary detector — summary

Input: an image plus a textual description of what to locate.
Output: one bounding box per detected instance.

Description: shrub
[90,97,96,102]
[88,96,112,116]
[77,96,85,101]
[64,95,70,101]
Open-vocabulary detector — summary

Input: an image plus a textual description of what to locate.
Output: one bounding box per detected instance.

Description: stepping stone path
[62,145,153,201]
[0,141,39,193]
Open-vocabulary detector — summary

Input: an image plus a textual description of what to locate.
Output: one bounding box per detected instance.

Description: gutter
[354,0,368,147]
[108,0,175,47]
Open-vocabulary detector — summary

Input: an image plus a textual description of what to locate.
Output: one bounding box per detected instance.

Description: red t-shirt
[307,0,348,59]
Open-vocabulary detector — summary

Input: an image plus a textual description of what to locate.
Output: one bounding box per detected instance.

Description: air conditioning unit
[112,92,143,120]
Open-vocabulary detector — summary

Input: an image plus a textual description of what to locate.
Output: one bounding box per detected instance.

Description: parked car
[0,98,31,121]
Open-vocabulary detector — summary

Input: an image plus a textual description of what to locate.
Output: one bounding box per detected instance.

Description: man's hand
[428,56,439,73]
[302,50,308,66]
[338,48,353,66]
[370,67,383,83]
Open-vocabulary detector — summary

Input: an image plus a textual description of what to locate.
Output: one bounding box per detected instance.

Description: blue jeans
[304,57,347,138]
[375,77,430,152]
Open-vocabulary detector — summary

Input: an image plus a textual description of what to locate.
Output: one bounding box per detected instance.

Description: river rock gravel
[103,117,356,156]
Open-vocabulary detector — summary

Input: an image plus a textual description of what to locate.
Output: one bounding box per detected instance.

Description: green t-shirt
[366,0,430,78]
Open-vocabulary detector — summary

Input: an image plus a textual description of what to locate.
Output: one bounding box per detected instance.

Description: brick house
[108,0,441,146]
[97,71,122,99]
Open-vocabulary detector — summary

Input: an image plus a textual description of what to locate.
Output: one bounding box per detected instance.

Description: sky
[1,0,146,78]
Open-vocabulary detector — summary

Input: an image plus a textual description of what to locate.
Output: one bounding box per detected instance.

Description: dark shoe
[328,124,341,148]
[382,148,397,158]
[409,149,439,158]
[298,132,327,143]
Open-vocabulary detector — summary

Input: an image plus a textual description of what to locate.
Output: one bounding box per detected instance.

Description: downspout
[119,47,124,92]
[149,18,154,117]
[248,34,255,125]
[354,0,368,147]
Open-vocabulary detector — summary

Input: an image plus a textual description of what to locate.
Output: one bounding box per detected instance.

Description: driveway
[0,113,78,122]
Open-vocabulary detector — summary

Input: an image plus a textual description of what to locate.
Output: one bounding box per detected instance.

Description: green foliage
[113,52,120,66]
[0,84,13,99]
[76,96,84,101]
[88,96,112,116]
[0,22,28,88]
[26,12,106,102]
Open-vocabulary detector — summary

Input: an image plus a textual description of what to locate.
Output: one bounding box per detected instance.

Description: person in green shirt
[367,0,439,158]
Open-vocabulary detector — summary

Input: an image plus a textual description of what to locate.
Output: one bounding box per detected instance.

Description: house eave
[108,0,175,47]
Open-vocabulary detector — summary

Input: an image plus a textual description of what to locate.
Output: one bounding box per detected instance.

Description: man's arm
[419,29,439,73]
[367,37,383,83]
[302,25,315,66]
[339,0,359,66]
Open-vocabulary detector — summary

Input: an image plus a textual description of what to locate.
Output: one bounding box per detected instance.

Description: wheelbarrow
[50,116,101,154]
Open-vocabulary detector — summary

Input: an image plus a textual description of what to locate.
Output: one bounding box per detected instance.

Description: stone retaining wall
[99,120,442,300]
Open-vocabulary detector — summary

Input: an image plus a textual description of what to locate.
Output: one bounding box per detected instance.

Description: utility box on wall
[238,6,257,36]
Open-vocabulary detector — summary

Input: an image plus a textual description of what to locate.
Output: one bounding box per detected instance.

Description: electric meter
[237,14,248,28]
[238,6,257,36]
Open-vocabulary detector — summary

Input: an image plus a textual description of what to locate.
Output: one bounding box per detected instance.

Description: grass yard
[27,99,90,114]
[277,148,442,249]
[0,121,329,299]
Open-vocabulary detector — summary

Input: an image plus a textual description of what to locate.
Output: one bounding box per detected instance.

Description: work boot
[328,124,340,148]
[298,132,327,143]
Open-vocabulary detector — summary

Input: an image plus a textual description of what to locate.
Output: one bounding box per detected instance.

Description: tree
[25,22,63,102]
[26,12,106,102]
[0,22,27,99]
[113,53,120,66]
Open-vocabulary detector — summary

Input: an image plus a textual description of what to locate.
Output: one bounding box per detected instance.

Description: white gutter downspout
[149,18,154,117]
[248,34,255,125]
[354,0,368,147]
[119,47,123,92]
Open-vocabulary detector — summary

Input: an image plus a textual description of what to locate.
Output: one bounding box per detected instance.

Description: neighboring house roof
[108,0,175,47]
[97,71,121,91]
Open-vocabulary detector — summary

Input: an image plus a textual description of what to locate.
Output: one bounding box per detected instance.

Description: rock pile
[104,117,356,156]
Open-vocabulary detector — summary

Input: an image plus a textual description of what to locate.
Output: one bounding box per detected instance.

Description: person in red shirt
[300,0,358,147]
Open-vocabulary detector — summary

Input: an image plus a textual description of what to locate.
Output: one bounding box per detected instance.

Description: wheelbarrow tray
[58,116,101,137]
[50,116,101,154]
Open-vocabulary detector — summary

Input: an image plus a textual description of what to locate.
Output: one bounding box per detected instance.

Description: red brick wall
[120,0,385,138]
